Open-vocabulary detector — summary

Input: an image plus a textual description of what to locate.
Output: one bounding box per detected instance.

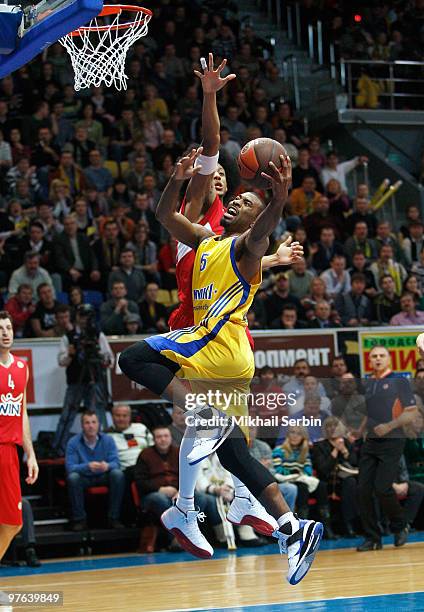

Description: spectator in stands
[302,195,341,243]
[107,404,153,523]
[75,103,103,147]
[320,151,368,193]
[312,416,359,537]
[288,175,321,218]
[283,358,326,401]
[69,126,96,168]
[291,375,331,416]
[92,220,125,290]
[271,102,305,147]
[372,274,401,324]
[6,157,40,198]
[53,214,100,291]
[286,258,315,300]
[126,222,159,284]
[375,220,406,264]
[402,221,424,267]
[400,205,422,240]
[391,456,424,530]
[343,221,378,266]
[411,249,424,292]
[403,274,424,310]
[331,372,367,435]
[139,282,168,333]
[66,410,125,531]
[5,283,34,338]
[248,425,297,510]
[53,304,73,337]
[270,304,306,330]
[292,147,323,191]
[100,280,139,335]
[84,150,114,195]
[320,254,351,299]
[219,126,241,158]
[273,425,335,537]
[323,355,349,400]
[49,150,87,196]
[390,292,424,326]
[308,299,340,329]
[30,283,59,337]
[169,405,186,446]
[348,250,378,298]
[370,244,407,294]
[264,272,302,325]
[335,272,372,326]
[134,426,180,545]
[308,136,326,173]
[221,104,246,145]
[123,313,142,335]
[107,248,146,302]
[8,250,54,297]
[49,179,72,222]
[301,277,333,320]
[68,285,83,320]
[311,226,344,273]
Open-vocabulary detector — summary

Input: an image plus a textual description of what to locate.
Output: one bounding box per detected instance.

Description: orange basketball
[237,137,287,189]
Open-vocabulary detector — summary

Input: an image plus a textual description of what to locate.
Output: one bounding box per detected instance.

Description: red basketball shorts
[0,444,22,525]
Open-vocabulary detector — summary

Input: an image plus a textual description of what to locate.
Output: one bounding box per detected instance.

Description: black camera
[76,304,102,366]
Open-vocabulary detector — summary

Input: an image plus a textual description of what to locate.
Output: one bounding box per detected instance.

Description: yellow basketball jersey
[192,235,261,327]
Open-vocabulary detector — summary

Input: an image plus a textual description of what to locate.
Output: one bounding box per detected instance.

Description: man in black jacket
[52,214,100,290]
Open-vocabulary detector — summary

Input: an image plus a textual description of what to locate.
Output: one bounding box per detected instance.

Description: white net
[59,6,151,91]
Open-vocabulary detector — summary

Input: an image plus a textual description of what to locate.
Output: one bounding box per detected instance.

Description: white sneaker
[186,407,234,465]
[274,519,323,585]
[161,503,214,559]
[227,495,278,536]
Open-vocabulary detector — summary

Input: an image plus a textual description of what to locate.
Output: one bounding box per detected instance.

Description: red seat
[87,486,108,495]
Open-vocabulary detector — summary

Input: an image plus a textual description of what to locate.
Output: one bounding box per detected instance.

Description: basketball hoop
[60,4,152,91]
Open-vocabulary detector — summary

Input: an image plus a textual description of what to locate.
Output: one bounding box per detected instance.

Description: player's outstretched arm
[22,387,38,485]
[185,53,236,221]
[245,155,292,260]
[156,148,214,249]
[262,236,304,270]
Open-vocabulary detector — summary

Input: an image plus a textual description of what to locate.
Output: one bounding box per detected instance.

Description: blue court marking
[1,531,423,578]
[187,591,424,612]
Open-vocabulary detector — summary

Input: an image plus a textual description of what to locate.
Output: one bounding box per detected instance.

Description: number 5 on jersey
[8,374,15,390]
[200,253,209,272]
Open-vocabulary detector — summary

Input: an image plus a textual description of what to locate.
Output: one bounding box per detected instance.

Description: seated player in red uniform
[0,311,38,562]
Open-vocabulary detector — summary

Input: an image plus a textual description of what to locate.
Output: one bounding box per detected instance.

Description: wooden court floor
[1,541,424,611]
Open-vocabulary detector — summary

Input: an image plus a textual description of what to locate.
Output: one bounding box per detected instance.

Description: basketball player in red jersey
[0,311,38,562]
[169,54,302,335]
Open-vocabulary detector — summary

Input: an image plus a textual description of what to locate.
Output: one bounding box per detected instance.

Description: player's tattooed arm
[185,53,235,220]
[244,155,292,259]
[156,148,214,250]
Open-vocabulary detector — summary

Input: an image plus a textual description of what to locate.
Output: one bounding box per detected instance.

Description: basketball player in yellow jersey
[119,148,323,585]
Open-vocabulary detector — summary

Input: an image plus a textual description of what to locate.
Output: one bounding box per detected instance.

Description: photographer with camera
[53,304,114,457]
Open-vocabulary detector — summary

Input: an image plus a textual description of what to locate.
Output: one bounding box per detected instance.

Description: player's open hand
[261,154,292,202]
[275,236,304,265]
[174,147,203,181]
[26,455,39,485]
[194,53,236,93]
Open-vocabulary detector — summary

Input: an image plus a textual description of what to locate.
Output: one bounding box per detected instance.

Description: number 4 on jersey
[8,374,15,390]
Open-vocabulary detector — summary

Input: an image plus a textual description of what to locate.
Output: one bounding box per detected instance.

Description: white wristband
[194,152,219,175]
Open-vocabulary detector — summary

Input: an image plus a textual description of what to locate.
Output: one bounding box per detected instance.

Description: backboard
[0,0,103,78]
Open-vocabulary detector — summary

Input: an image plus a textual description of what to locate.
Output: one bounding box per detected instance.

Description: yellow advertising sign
[360,329,420,377]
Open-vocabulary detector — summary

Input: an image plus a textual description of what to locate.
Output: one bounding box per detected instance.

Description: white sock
[232,475,250,498]
[177,425,200,510]
[277,512,299,535]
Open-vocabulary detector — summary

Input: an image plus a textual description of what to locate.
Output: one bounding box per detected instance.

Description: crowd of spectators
[0,0,420,337]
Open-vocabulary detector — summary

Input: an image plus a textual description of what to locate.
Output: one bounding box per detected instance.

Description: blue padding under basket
[0,10,23,55]
[0,0,103,78]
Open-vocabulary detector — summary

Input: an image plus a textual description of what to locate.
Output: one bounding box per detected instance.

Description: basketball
[237,138,287,189]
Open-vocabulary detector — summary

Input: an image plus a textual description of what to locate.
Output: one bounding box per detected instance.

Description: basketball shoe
[273,518,324,585]
[227,494,278,536]
[161,502,213,558]
[186,406,234,465]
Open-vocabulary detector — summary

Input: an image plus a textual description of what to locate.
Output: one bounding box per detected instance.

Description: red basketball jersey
[0,354,28,446]
[168,194,255,350]
[168,194,225,331]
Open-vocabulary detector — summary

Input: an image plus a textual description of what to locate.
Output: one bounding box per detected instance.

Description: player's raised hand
[275,236,304,265]
[194,52,236,93]
[174,147,203,181]
[261,154,292,202]
[26,455,39,485]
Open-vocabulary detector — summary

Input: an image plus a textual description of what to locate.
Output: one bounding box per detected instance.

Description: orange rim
[68,4,152,36]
